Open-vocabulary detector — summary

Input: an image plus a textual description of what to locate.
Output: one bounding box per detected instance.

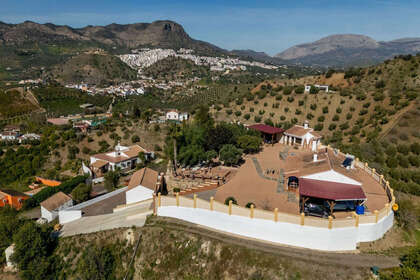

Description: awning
[299,178,366,201]
[248,124,284,135]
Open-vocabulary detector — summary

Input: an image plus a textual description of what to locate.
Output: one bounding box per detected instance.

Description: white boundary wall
[158,206,394,251]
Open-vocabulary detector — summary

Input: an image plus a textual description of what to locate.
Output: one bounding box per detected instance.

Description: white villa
[90,143,154,178]
[305,84,329,93]
[281,121,322,151]
[166,110,189,122]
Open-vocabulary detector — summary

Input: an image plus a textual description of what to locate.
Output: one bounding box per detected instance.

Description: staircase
[178,181,219,196]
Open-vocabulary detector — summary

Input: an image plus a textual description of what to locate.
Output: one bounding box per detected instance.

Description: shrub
[306,113,314,120]
[245,202,255,208]
[263,102,268,107]
[258,110,265,115]
[322,107,328,114]
[226,109,233,115]
[254,116,262,122]
[244,113,251,120]
[328,124,337,131]
[314,123,324,131]
[224,196,238,205]
[317,116,325,122]
[284,107,289,113]
[275,94,283,101]
[280,115,286,120]
[131,135,140,143]
[332,115,339,121]
[295,85,305,94]
[249,107,254,112]
[298,100,304,106]
[363,102,371,108]
[346,113,352,120]
[234,111,242,117]
[336,107,342,113]
[283,87,292,95]
[295,109,302,115]
[309,86,319,94]
[287,96,294,103]
[310,104,317,110]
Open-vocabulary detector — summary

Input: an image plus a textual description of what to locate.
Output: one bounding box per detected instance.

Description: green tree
[71,183,92,203]
[236,135,262,154]
[219,144,243,166]
[12,222,58,280]
[104,170,120,191]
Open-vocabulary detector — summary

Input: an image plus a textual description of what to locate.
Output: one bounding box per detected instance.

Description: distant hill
[275,34,420,68]
[0,20,222,53]
[0,20,225,81]
[46,53,137,84]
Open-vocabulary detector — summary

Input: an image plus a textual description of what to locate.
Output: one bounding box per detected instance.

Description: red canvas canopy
[249,124,284,135]
[299,178,366,201]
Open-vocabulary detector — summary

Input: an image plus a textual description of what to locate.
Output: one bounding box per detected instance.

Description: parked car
[324,201,356,212]
[303,203,329,218]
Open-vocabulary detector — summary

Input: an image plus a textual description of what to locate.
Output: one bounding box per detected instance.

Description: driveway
[60,200,153,237]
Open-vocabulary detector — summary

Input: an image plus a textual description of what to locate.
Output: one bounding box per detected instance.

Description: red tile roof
[299,178,366,201]
[249,124,284,135]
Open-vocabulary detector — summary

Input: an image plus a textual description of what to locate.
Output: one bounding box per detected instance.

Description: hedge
[23,175,87,210]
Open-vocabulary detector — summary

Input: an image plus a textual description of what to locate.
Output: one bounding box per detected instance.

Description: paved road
[60,201,153,237]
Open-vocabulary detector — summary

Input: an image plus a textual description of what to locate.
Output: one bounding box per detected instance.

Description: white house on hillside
[40,192,73,222]
[282,121,322,151]
[90,143,154,178]
[166,110,189,122]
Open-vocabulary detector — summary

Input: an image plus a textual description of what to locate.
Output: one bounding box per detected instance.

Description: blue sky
[2,0,420,55]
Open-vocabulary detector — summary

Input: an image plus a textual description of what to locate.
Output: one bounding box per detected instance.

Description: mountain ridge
[275,34,420,67]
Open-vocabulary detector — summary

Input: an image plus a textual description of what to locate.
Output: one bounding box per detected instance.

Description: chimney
[313,154,318,162]
[304,120,309,129]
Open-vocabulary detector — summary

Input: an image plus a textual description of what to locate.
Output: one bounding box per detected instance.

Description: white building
[282,121,322,151]
[40,192,73,222]
[90,143,154,178]
[165,110,189,122]
[305,84,329,93]
[126,167,160,204]
[166,110,179,121]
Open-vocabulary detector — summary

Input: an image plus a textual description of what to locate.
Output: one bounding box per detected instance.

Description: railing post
[355,214,359,227]
[374,210,379,223]
[193,194,197,208]
[158,192,161,207]
[274,208,278,222]
[210,196,214,211]
[300,212,305,226]
[228,200,232,215]
[385,203,390,215]
[250,204,254,219]
[328,216,333,229]
[153,193,157,216]
[176,192,179,207]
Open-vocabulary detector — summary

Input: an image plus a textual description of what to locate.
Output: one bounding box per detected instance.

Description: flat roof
[299,178,366,201]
